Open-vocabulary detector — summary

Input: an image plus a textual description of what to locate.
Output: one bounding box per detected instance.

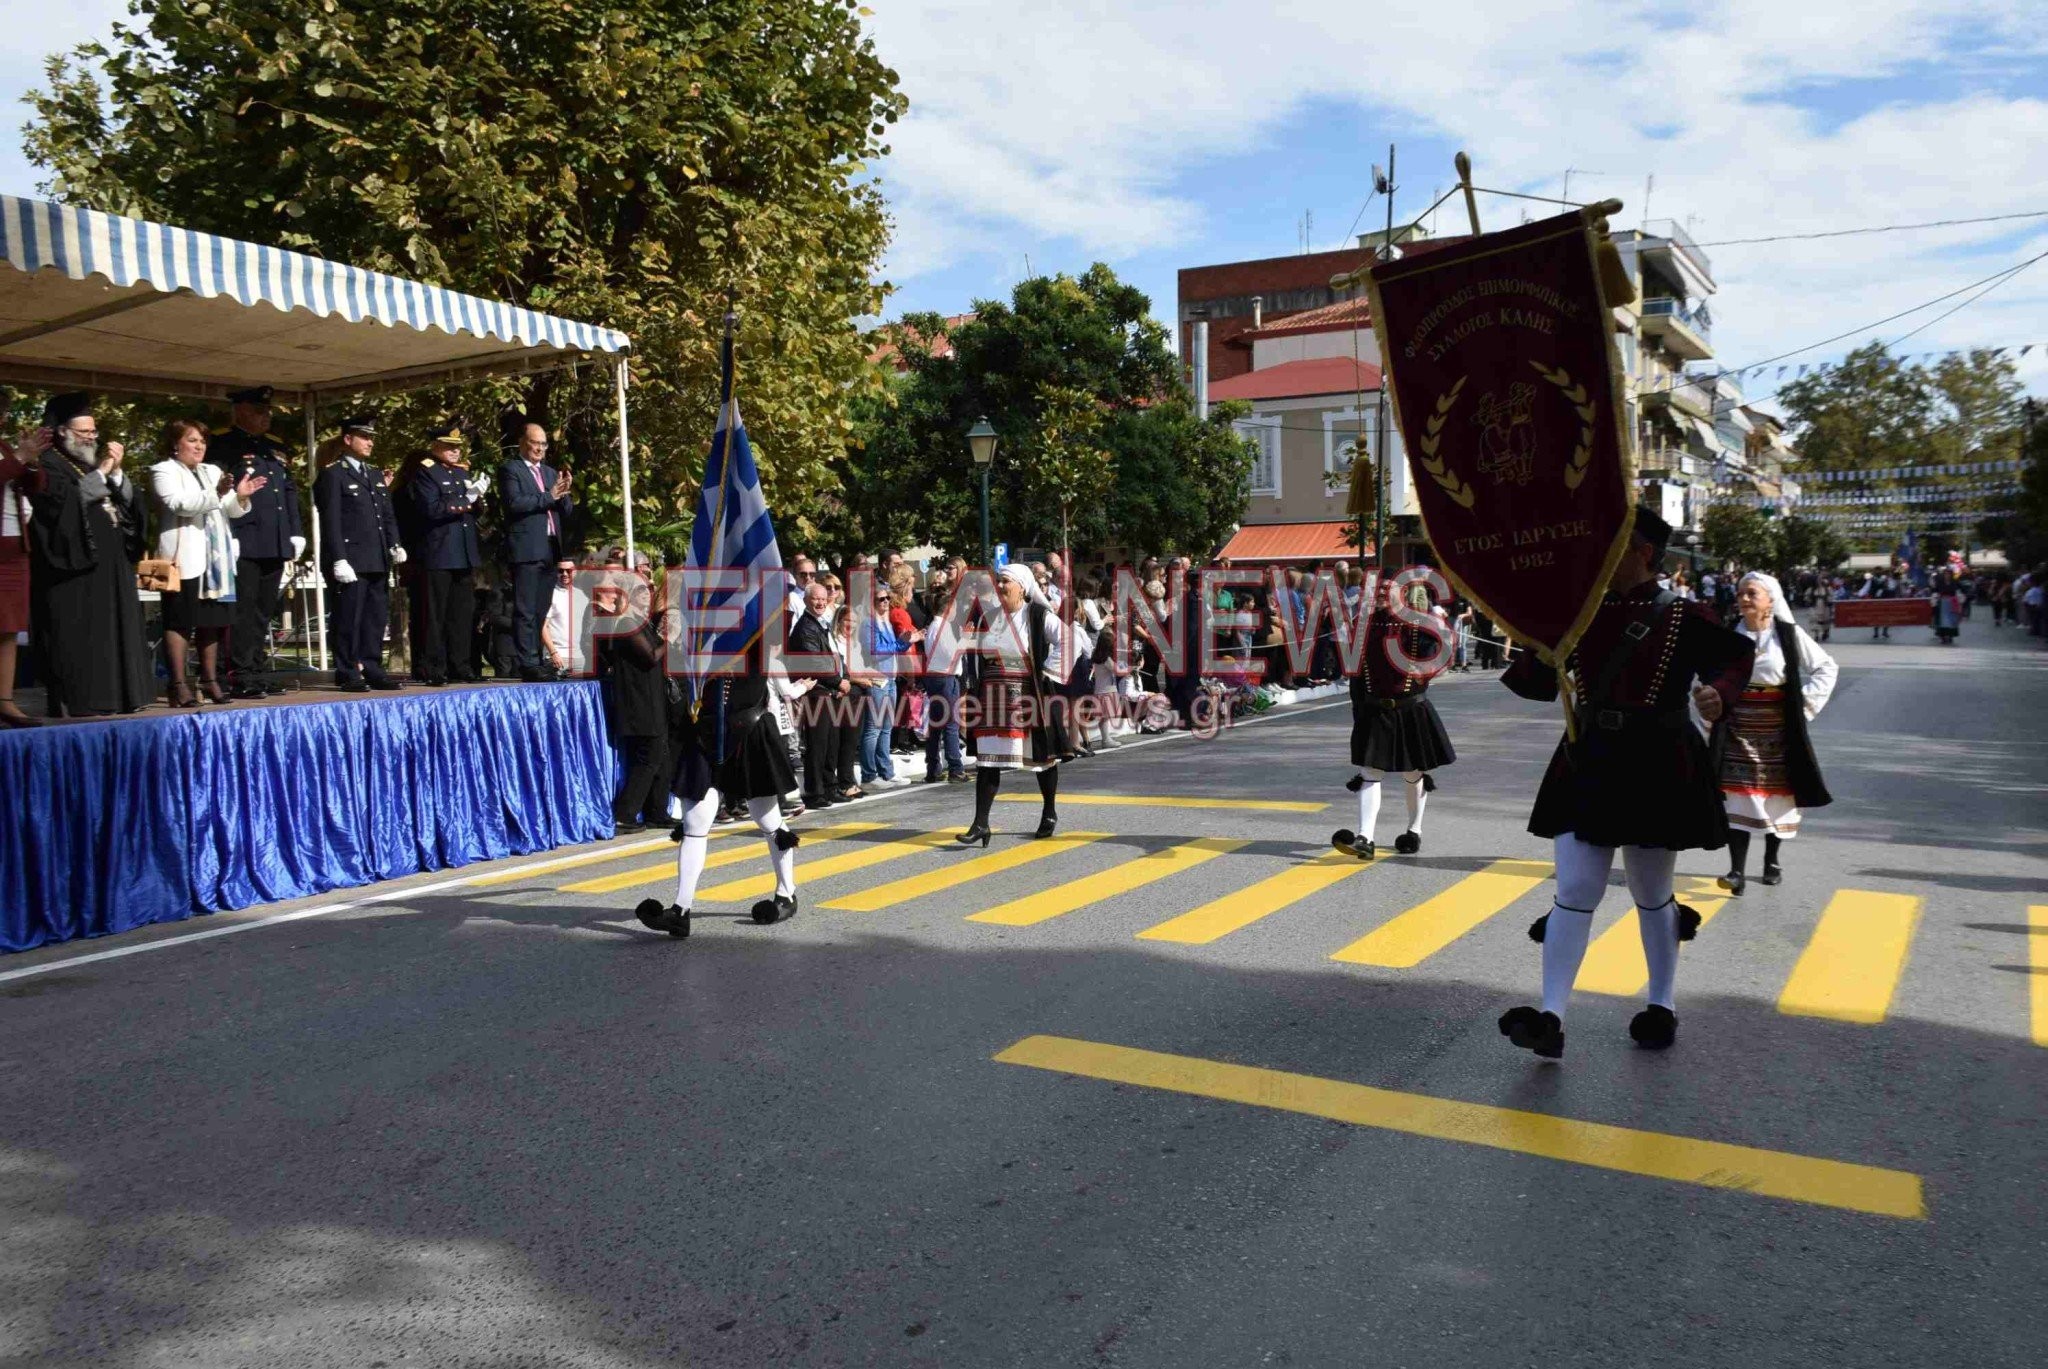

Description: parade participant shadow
[3,914,2044,1369]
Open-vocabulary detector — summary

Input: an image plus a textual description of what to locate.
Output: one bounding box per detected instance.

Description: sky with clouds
[2,0,2042,403]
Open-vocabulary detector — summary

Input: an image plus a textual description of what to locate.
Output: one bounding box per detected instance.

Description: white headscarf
[1000,562,1045,607]
[1738,571,1795,624]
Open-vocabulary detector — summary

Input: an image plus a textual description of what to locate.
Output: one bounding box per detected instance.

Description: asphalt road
[4,618,2045,1367]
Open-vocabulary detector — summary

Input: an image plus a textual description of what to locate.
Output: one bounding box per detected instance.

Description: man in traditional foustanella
[1496,505,1754,1061]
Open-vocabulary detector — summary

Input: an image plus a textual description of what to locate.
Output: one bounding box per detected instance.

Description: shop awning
[1217,521,1370,563]
[0,193,629,402]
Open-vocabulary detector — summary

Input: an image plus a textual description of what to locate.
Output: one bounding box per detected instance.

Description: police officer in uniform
[210,385,305,698]
[406,421,489,685]
[313,414,405,692]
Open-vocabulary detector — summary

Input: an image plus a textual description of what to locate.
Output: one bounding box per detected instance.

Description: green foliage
[1777,342,2028,554]
[24,0,906,545]
[840,264,1256,561]
[1701,502,1777,570]
[1019,383,1114,559]
[1771,515,1848,577]
[1702,505,1848,578]
[1987,400,2048,571]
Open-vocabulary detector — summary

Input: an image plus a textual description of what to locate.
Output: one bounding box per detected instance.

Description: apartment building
[1181,232,1454,566]
[1609,220,1734,530]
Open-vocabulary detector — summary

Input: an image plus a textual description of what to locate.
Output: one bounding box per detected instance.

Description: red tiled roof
[1230,296,1371,344]
[1208,356,1380,402]
[869,312,975,369]
[1218,521,1372,563]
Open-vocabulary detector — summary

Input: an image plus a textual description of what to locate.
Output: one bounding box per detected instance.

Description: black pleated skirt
[1526,711,1728,850]
[1351,695,1456,773]
[673,712,798,805]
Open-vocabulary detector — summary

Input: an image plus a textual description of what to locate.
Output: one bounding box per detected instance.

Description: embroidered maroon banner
[1367,210,1634,665]
[1831,598,1931,628]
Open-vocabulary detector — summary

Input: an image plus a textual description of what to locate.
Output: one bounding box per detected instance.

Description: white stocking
[749,795,796,897]
[672,786,720,908]
[1401,771,1427,833]
[1542,834,1616,1021]
[1624,847,1681,1010]
[1356,768,1384,838]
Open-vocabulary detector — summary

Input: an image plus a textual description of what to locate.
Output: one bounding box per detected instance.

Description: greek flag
[686,328,786,674]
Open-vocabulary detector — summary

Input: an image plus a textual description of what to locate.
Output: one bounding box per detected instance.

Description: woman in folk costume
[956,563,1065,847]
[633,581,804,940]
[1718,571,1836,895]
[1930,572,1963,646]
[1331,577,1456,860]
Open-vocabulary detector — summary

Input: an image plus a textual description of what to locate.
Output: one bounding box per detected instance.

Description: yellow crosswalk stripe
[1329,858,1553,967]
[1575,881,1731,996]
[1138,849,1378,945]
[2031,905,2048,1048]
[823,832,1111,912]
[994,1034,1926,1220]
[1778,889,1923,1024]
[467,835,675,887]
[995,793,1326,812]
[559,823,882,895]
[695,828,964,904]
[969,837,1248,927]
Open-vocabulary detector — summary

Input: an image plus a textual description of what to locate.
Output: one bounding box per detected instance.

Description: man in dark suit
[497,419,573,681]
[313,414,404,692]
[789,579,851,807]
[405,422,489,685]
[209,384,305,698]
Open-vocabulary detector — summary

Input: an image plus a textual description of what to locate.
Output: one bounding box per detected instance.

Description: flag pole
[615,356,634,567]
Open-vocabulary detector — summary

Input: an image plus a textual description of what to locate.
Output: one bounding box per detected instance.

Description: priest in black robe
[23,393,153,717]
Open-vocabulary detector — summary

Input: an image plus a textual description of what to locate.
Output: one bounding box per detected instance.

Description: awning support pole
[306,400,327,672]
[615,357,634,566]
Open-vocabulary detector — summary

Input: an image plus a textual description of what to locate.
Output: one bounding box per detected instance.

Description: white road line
[0,690,1359,983]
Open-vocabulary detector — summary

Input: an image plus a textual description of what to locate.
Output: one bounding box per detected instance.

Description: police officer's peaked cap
[339,413,377,436]
[427,421,464,447]
[227,384,274,406]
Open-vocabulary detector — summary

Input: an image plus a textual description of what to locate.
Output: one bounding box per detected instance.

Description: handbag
[137,555,181,593]
[138,467,202,592]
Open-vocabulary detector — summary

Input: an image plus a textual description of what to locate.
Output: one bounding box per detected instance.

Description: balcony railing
[1643,219,1712,280]
[1637,448,1708,480]
[1641,295,1712,343]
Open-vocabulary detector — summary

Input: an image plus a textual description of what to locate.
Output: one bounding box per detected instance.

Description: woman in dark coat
[22,395,152,717]
[1331,578,1457,861]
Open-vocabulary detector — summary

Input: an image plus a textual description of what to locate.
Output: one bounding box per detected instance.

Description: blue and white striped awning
[0,194,629,402]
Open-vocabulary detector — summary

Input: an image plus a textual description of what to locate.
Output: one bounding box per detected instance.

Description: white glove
[331,559,357,585]
[290,535,307,560]
[391,545,408,565]
[466,475,491,501]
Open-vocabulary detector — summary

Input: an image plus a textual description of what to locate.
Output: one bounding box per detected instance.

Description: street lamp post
[968,417,998,569]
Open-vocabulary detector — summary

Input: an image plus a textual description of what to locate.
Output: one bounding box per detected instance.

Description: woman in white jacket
[147,418,265,705]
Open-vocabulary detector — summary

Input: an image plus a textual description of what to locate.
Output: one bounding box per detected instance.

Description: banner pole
[1454,151,1482,235]
[1374,143,1396,569]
